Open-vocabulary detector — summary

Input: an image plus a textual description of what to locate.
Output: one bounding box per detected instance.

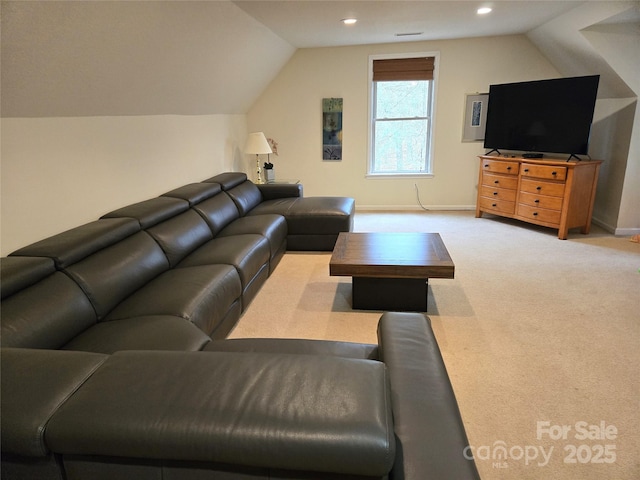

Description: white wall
[0,115,248,255]
[589,99,636,232]
[247,35,560,209]
[527,1,640,234]
[582,21,640,235]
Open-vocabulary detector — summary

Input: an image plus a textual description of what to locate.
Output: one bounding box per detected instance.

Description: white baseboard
[592,217,616,234]
[590,217,640,237]
[613,227,640,236]
[355,205,476,212]
[354,210,640,236]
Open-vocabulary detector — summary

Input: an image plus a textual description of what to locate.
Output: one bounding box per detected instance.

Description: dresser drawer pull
[507,166,512,170]
[494,180,499,184]
[524,168,529,173]
[536,186,542,191]
[493,192,498,196]
[484,164,489,168]
[534,199,540,203]
[533,212,538,216]
[492,203,497,207]
[552,171,557,176]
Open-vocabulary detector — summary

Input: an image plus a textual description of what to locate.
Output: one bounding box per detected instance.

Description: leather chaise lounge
[1,172,480,480]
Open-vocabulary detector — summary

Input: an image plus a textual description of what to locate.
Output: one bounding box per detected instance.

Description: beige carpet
[229,211,640,480]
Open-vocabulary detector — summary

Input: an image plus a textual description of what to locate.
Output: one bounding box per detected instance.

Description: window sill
[366,173,434,179]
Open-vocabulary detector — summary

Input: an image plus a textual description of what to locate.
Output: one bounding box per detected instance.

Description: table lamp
[244,132,272,184]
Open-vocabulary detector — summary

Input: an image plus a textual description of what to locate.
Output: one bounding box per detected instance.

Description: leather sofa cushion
[102,197,189,229]
[193,193,241,236]
[225,181,263,216]
[10,218,140,269]
[205,338,379,360]
[1,348,107,457]
[249,196,354,251]
[249,197,298,215]
[46,350,395,477]
[250,197,354,234]
[249,196,354,235]
[106,264,242,336]
[65,232,169,320]
[146,210,214,267]
[217,214,288,267]
[283,197,355,235]
[1,271,97,349]
[178,235,270,287]
[62,316,211,354]
[162,182,222,206]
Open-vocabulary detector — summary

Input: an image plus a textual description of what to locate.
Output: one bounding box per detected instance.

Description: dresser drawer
[521,163,567,181]
[481,159,519,175]
[479,196,515,215]
[520,178,565,197]
[481,173,519,190]
[517,204,562,225]
[479,185,517,202]
[519,191,564,210]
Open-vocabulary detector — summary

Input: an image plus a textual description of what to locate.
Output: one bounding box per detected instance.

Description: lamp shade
[244,132,272,155]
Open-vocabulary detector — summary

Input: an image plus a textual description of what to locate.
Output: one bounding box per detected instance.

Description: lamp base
[256,155,262,184]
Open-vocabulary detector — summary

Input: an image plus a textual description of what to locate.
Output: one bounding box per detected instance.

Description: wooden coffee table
[329,232,454,311]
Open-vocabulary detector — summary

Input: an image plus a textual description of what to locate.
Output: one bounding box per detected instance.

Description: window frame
[367,52,439,178]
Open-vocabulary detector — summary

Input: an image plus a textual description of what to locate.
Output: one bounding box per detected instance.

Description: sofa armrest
[377,312,480,480]
[45,350,395,477]
[257,183,303,200]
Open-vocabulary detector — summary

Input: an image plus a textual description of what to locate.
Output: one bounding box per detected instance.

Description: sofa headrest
[225,181,263,216]
[10,218,140,269]
[102,197,189,229]
[1,256,56,299]
[203,172,247,190]
[162,182,222,206]
[1,271,98,349]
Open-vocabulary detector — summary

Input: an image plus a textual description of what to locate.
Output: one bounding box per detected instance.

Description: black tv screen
[483,75,600,156]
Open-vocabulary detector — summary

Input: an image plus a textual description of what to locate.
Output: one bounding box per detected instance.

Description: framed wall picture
[462,93,489,142]
[323,98,343,160]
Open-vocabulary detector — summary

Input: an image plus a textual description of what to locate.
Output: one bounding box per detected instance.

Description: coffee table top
[329,232,455,279]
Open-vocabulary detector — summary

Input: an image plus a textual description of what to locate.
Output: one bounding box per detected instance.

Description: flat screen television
[483,75,600,159]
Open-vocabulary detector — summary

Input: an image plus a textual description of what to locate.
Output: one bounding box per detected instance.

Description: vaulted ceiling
[1,1,637,118]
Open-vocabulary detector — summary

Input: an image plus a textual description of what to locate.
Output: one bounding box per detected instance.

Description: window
[369,55,437,176]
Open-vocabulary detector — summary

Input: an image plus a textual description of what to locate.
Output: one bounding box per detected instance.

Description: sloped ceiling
[0,1,295,117]
[1,1,637,118]
[527,1,639,99]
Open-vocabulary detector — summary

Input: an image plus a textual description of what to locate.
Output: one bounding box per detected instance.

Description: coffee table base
[352,277,428,312]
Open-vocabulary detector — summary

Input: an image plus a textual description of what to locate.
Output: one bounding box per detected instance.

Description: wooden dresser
[475,155,602,239]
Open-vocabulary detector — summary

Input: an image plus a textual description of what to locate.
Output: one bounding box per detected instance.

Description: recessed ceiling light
[477,7,492,15]
[341,18,357,25]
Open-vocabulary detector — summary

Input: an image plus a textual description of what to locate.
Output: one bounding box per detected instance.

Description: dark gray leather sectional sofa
[1,172,480,480]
